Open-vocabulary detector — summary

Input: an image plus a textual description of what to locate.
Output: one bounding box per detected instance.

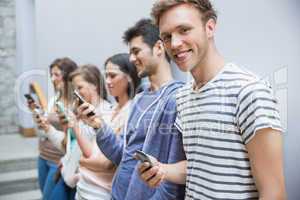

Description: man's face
[129,36,157,78]
[159,4,212,72]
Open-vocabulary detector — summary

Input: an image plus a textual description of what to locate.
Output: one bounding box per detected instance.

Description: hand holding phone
[25,93,44,115]
[73,90,95,117]
[55,101,69,124]
[136,152,165,188]
[134,150,154,167]
[24,94,35,103]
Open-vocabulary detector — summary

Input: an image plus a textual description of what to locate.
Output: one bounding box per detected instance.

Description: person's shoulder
[219,63,259,84]
[164,81,185,98]
[175,81,192,100]
[224,63,274,102]
[221,63,272,93]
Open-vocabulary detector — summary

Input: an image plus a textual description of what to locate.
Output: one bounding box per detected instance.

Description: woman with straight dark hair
[104,53,141,134]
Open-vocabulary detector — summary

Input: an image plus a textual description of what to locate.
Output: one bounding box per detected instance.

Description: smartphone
[73,90,85,105]
[73,90,95,117]
[25,93,42,112]
[134,150,154,167]
[24,94,35,103]
[55,101,68,123]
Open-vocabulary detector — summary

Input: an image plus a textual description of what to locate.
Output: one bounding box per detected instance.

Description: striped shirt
[175,63,282,200]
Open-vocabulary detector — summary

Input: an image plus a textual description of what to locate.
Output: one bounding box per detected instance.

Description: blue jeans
[38,157,58,200]
[50,177,76,200]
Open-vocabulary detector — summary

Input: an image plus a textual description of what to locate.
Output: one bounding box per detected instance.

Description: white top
[175,63,282,200]
[76,100,116,199]
[109,100,131,134]
[46,100,112,188]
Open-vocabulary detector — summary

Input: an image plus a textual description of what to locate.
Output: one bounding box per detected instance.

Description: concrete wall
[0,0,17,135]
[213,1,300,199]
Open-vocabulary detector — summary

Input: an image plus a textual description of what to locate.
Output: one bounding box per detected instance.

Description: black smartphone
[134,150,154,167]
[73,90,85,105]
[24,94,35,103]
[73,90,95,117]
[25,94,43,116]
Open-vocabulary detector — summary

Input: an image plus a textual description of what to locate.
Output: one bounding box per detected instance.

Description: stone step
[0,190,41,200]
[0,134,38,174]
[0,169,39,195]
[0,157,37,174]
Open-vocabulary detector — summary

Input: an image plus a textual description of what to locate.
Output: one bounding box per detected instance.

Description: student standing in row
[30,57,78,200]
[139,1,286,199]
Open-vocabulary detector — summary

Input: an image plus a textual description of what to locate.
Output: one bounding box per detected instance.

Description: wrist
[160,163,168,182]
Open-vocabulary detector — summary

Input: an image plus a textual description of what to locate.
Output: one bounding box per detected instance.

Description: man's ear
[205,18,216,38]
[153,40,165,57]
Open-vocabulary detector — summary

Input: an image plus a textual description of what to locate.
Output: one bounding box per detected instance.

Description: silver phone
[134,150,154,167]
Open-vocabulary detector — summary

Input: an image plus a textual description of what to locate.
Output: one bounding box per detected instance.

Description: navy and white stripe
[176,63,282,200]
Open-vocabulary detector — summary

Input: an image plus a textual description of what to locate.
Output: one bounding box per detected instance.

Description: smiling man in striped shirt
[138,0,286,199]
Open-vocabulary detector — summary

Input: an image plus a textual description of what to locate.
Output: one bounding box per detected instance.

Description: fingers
[27,102,36,110]
[77,103,95,118]
[58,112,68,125]
[138,162,164,188]
[75,102,101,128]
[147,167,165,188]
[35,115,49,131]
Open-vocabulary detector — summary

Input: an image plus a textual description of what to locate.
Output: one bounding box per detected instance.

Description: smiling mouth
[174,50,192,63]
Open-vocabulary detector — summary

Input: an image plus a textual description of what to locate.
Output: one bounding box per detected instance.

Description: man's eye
[180,27,190,34]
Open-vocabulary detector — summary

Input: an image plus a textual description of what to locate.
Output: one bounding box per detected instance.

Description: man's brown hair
[151,0,217,26]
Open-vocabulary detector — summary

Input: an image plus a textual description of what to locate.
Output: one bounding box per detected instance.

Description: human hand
[33,114,50,132]
[137,156,165,188]
[76,102,102,129]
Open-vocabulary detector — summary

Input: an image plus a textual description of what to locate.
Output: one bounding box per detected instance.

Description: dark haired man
[77,18,186,199]
[138,1,286,199]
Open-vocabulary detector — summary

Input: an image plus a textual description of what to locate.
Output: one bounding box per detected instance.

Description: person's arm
[79,149,115,172]
[72,122,93,158]
[46,125,65,152]
[237,81,286,199]
[77,102,124,165]
[95,124,124,165]
[246,128,286,200]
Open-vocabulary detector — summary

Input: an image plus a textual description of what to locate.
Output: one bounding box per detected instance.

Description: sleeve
[236,81,283,144]
[96,123,125,166]
[174,112,183,134]
[46,125,65,152]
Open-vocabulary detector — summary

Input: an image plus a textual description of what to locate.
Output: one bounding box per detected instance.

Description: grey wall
[212,1,300,199]
[0,0,17,135]
[34,0,156,69]
[16,0,299,199]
